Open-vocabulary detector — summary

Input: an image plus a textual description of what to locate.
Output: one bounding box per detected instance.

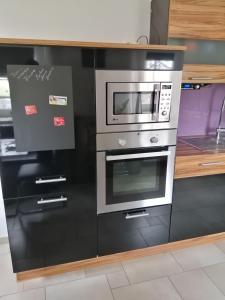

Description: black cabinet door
[98,205,171,256]
[170,174,225,242]
[6,183,97,272]
[0,45,97,272]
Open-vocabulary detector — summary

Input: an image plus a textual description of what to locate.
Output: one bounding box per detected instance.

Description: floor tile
[23,269,85,290]
[46,275,113,300]
[170,269,225,300]
[112,277,182,300]
[0,243,10,256]
[85,262,123,277]
[0,288,45,300]
[204,262,225,294]
[172,244,225,271]
[122,253,182,284]
[0,254,23,297]
[215,239,225,253]
[107,271,129,289]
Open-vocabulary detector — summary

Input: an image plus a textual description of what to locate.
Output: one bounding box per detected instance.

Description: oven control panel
[158,84,172,122]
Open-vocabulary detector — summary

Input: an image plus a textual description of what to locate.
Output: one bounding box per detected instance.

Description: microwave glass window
[106,156,167,205]
[113,92,153,115]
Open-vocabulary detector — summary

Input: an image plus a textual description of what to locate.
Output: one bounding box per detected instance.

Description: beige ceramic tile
[0,243,10,256]
[122,253,182,284]
[112,277,182,300]
[0,288,45,300]
[215,239,225,253]
[107,271,129,289]
[172,244,225,271]
[23,269,85,290]
[0,254,23,297]
[170,269,225,300]
[204,262,225,295]
[85,262,123,277]
[46,274,113,300]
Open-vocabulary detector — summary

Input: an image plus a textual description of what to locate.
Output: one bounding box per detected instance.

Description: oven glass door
[107,82,160,124]
[106,151,167,205]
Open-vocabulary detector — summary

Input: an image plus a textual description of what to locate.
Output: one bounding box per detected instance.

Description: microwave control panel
[158,84,172,122]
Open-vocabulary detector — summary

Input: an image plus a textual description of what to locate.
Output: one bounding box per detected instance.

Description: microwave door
[107,82,157,125]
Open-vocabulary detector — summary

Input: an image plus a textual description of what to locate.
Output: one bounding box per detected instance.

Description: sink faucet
[217,96,225,144]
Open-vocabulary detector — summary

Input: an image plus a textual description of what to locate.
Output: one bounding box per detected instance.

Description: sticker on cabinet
[49,95,67,106]
[54,116,65,127]
[25,105,38,115]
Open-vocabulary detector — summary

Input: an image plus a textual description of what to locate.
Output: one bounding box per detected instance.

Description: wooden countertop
[0,38,186,51]
[175,139,225,179]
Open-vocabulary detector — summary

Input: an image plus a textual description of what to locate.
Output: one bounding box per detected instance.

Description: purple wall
[177,84,225,137]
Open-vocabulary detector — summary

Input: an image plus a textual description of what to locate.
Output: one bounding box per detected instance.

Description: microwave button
[150,137,159,143]
[162,111,167,116]
[118,139,127,147]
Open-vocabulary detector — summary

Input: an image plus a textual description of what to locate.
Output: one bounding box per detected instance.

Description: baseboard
[16,231,225,281]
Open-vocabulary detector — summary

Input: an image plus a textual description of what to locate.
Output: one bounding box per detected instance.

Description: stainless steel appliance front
[96,70,182,133]
[97,130,176,214]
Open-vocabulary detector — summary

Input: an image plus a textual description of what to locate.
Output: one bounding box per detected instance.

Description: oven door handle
[106,151,170,161]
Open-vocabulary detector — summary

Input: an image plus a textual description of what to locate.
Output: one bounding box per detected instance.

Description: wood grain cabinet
[182,64,225,83]
[169,0,225,41]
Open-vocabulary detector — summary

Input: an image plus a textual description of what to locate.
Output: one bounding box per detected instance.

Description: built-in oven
[97,129,176,214]
[96,70,182,133]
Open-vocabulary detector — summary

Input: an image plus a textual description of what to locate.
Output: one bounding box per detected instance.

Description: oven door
[97,146,176,214]
[107,82,160,125]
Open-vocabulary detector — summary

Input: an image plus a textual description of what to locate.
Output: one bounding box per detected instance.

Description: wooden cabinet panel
[169,0,225,40]
[175,153,225,179]
[182,64,225,83]
[175,142,225,179]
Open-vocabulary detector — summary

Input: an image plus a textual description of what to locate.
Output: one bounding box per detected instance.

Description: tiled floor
[2,240,225,299]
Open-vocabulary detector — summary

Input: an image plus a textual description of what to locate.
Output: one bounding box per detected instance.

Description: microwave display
[113,92,153,115]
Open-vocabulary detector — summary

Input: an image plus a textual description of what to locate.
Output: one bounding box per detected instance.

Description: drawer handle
[189,77,213,81]
[125,211,149,220]
[200,162,225,167]
[37,196,67,205]
[35,176,66,184]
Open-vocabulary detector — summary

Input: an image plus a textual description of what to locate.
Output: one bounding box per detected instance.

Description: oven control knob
[162,111,167,116]
[118,139,127,146]
[150,137,158,143]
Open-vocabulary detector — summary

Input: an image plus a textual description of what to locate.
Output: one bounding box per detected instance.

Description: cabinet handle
[37,196,67,205]
[125,211,149,219]
[190,77,213,81]
[35,176,66,184]
[200,162,225,167]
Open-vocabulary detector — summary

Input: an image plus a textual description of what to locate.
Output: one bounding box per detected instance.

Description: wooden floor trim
[16,232,225,281]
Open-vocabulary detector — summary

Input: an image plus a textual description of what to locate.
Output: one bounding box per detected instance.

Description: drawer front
[175,154,225,179]
[6,185,97,272]
[98,205,171,256]
[182,65,225,84]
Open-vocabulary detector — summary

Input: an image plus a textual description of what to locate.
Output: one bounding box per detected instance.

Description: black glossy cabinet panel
[0,46,97,272]
[98,205,171,256]
[170,174,225,242]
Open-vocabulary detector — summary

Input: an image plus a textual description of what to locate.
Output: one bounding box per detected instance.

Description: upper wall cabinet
[169,0,225,41]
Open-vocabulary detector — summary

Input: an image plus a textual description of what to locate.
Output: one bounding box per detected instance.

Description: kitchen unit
[0,40,185,276]
[170,84,225,242]
[0,45,97,273]
[95,52,183,255]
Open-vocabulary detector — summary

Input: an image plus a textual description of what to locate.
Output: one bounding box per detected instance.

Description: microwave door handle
[153,87,160,120]
[106,151,171,161]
